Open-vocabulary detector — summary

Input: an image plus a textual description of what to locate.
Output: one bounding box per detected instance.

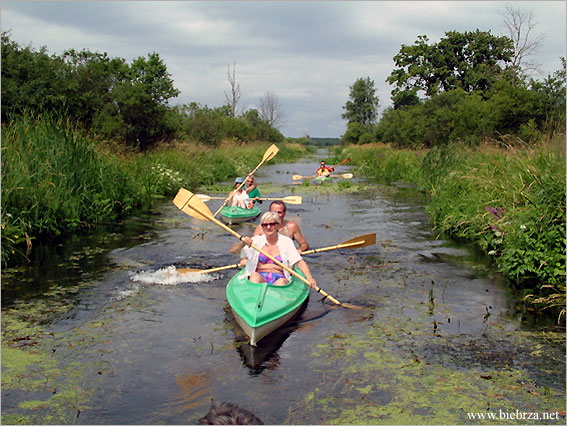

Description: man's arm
[289,221,309,253]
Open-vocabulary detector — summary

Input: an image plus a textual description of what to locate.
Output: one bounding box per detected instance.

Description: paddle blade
[173,188,214,221]
[341,233,376,249]
[341,173,353,179]
[282,195,302,205]
[333,157,351,167]
[263,144,279,162]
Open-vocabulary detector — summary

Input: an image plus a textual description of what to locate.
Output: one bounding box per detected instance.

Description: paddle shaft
[293,173,352,180]
[331,157,350,168]
[198,195,301,204]
[303,240,363,255]
[178,263,240,275]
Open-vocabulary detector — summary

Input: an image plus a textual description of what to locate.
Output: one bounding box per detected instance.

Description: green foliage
[342,122,375,145]
[344,144,426,187]
[0,34,284,150]
[341,76,379,126]
[1,112,305,264]
[376,70,566,148]
[421,141,566,316]
[347,139,566,318]
[387,30,514,97]
[0,113,137,263]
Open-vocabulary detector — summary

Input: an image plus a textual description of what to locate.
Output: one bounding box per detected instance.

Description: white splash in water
[129,265,218,285]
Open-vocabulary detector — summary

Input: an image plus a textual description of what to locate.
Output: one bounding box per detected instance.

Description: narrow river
[2,152,565,425]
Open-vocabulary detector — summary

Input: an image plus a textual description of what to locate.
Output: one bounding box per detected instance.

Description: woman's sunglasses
[261,222,278,228]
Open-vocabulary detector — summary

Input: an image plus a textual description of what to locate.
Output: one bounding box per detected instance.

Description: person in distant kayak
[230,201,309,254]
[238,211,317,288]
[244,174,262,207]
[226,177,250,208]
[315,160,334,177]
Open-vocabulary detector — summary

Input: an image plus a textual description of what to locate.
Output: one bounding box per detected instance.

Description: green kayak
[313,175,330,183]
[218,205,261,225]
[226,267,309,346]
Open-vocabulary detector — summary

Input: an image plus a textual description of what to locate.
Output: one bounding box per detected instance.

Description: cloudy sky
[2,1,565,138]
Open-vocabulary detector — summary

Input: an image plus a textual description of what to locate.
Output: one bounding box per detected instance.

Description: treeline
[1,32,285,150]
[341,30,566,147]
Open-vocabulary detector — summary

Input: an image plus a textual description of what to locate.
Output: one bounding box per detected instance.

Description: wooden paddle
[177,263,241,275]
[303,233,376,255]
[197,194,302,205]
[212,144,279,217]
[173,187,362,309]
[331,157,351,168]
[292,173,353,181]
[178,233,376,274]
[328,173,353,179]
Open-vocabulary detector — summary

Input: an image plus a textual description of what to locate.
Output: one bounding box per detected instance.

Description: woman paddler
[239,211,317,288]
[226,177,250,208]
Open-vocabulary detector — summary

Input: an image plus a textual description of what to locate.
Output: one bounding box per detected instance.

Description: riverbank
[342,137,566,321]
[1,113,309,265]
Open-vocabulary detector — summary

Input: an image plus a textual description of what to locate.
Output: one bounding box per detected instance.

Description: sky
[1,1,565,138]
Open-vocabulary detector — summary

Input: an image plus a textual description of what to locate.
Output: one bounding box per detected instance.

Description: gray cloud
[1,1,565,137]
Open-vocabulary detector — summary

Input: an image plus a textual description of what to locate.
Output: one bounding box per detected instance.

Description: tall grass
[345,139,566,320]
[1,113,137,262]
[1,113,306,264]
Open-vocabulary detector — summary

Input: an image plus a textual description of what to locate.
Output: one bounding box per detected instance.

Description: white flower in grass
[520,225,527,230]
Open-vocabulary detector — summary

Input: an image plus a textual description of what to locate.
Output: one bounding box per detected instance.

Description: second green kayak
[218,205,261,225]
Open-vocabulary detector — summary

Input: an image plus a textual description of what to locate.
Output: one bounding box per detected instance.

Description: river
[1,152,565,425]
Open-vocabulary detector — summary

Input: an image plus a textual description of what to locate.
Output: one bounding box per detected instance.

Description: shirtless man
[230,200,309,254]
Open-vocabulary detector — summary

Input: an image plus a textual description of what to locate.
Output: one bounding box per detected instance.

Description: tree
[1,32,68,121]
[387,30,514,97]
[500,5,545,83]
[224,62,244,117]
[111,52,180,149]
[342,77,379,125]
[259,91,285,128]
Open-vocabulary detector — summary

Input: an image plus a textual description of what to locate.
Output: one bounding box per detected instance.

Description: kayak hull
[226,267,309,346]
[219,205,261,225]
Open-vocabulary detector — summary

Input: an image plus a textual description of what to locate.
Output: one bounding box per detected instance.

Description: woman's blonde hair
[260,211,280,224]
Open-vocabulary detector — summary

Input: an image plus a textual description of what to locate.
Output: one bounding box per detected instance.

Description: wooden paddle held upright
[212,144,279,217]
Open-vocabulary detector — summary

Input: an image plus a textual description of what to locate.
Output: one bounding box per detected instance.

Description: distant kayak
[218,205,261,225]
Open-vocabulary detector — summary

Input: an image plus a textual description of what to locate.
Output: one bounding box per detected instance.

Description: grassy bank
[343,138,566,321]
[1,113,306,265]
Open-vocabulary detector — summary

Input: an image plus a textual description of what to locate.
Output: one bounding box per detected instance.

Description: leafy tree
[62,49,127,127]
[1,32,68,121]
[111,53,180,149]
[391,88,421,109]
[342,76,379,126]
[387,30,514,97]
